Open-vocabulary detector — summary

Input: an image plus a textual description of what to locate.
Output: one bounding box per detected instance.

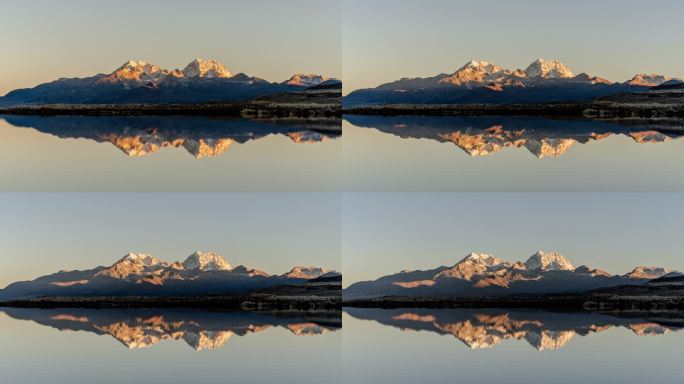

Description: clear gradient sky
[0,193,341,287]
[0,0,341,95]
[343,193,684,286]
[343,0,684,93]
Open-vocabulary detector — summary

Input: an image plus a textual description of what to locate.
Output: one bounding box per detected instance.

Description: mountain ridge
[344,58,680,106]
[0,251,339,300]
[344,251,681,299]
[343,114,684,158]
[0,59,340,105]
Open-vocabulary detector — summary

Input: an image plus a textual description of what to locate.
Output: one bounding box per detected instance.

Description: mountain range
[343,251,682,299]
[344,115,684,158]
[0,252,340,299]
[0,59,341,106]
[1,115,340,158]
[343,58,683,106]
[345,307,681,351]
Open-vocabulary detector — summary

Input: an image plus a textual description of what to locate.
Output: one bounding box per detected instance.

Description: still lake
[0,115,341,191]
[343,115,684,191]
[0,307,341,384]
[4,114,684,191]
[343,307,684,384]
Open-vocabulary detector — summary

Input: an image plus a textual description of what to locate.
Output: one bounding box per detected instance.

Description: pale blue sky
[0,0,341,95]
[344,0,684,93]
[0,193,341,287]
[344,193,684,285]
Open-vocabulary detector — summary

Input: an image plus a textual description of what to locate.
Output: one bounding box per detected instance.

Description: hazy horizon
[0,0,341,95]
[343,193,684,286]
[0,193,341,288]
[343,0,684,94]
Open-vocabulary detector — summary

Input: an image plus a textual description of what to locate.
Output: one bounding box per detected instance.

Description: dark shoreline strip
[342,295,684,311]
[0,295,342,310]
[0,103,341,118]
[342,102,684,118]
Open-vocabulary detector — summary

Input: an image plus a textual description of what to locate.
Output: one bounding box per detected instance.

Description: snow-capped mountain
[343,251,680,299]
[623,266,676,279]
[438,60,512,88]
[625,73,673,87]
[283,74,331,87]
[0,59,337,105]
[524,251,574,271]
[0,252,339,299]
[181,58,232,78]
[343,58,676,106]
[100,60,168,84]
[524,58,574,79]
[182,251,232,271]
[283,266,335,279]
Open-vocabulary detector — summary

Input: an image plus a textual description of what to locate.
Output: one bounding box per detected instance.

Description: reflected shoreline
[344,114,684,158]
[1,307,341,350]
[1,114,341,158]
[344,307,684,351]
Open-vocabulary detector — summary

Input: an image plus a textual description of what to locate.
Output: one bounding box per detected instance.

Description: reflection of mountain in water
[1,115,340,158]
[345,308,682,351]
[1,307,340,350]
[345,115,684,158]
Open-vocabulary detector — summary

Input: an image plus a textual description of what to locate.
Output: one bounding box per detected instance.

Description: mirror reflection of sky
[0,118,341,192]
[343,119,684,192]
[0,309,341,384]
[342,309,684,384]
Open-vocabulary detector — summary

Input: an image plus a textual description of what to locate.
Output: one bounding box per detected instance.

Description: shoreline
[342,294,684,311]
[0,102,341,119]
[0,295,342,310]
[342,100,684,120]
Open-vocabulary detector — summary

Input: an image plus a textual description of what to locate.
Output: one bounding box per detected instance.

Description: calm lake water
[0,115,341,191]
[5,114,684,191]
[0,307,341,384]
[343,307,684,384]
[343,115,684,191]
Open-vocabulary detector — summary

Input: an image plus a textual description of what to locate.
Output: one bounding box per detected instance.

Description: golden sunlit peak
[182,58,233,78]
[462,60,497,70]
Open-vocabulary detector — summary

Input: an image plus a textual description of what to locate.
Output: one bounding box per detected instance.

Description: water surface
[0,115,341,191]
[343,307,684,384]
[0,307,341,384]
[343,115,684,191]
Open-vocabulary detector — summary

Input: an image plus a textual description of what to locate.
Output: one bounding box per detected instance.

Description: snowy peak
[104,60,165,82]
[436,253,510,280]
[284,74,330,87]
[182,59,232,78]
[439,60,509,86]
[0,253,344,300]
[285,266,332,279]
[459,253,507,267]
[344,250,681,300]
[524,251,574,271]
[524,59,574,78]
[460,60,504,74]
[95,253,165,279]
[624,266,673,279]
[626,73,672,87]
[182,251,232,271]
[119,252,162,266]
[116,60,162,74]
